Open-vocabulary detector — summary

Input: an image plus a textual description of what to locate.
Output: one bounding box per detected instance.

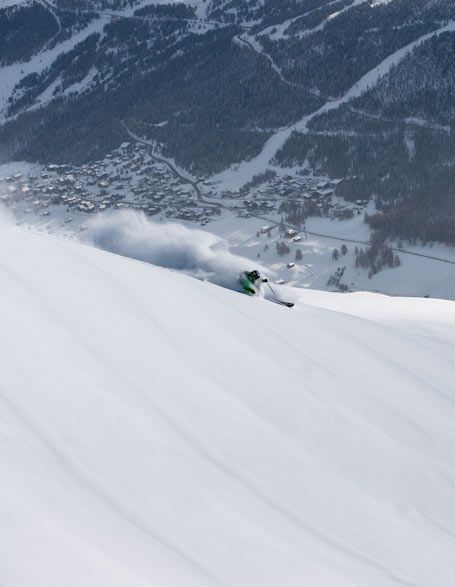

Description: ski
[270,298,294,308]
[265,279,294,307]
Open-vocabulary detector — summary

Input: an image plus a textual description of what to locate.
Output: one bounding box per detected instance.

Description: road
[251,213,455,266]
[234,32,322,99]
[38,0,63,48]
[57,6,231,29]
[346,106,450,135]
[122,123,221,211]
[123,122,455,267]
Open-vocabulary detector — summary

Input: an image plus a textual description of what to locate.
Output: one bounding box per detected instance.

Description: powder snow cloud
[84,210,268,290]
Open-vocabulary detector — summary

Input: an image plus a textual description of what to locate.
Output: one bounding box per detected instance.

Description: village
[0,142,368,229]
[224,175,368,222]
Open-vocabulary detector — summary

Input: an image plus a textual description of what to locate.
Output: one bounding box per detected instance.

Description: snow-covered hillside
[1,219,455,587]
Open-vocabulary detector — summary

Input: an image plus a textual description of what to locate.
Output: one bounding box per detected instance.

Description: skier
[239,269,268,296]
[239,269,295,307]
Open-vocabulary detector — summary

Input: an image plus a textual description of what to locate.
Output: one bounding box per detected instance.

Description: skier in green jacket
[239,270,268,296]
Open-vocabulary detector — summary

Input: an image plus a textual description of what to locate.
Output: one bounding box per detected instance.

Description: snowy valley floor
[1,222,455,586]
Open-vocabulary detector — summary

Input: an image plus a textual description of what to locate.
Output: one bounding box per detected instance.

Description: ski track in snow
[217,20,455,190]
[1,220,455,586]
[38,0,62,46]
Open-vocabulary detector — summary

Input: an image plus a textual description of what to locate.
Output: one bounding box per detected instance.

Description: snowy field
[201,213,455,300]
[1,217,455,587]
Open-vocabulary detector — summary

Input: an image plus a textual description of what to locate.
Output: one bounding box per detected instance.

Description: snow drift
[1,221,455,587]
[85,210,266,289]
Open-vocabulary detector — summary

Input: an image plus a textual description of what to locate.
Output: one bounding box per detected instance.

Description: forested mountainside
[2,0,455,243]
[275,24,455,244]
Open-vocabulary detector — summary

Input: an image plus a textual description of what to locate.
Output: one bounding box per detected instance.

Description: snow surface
[1,217,455,587]
[0,0,29,6]
[195,212,455,300]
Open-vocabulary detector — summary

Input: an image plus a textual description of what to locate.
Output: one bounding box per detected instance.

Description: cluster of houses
[0,143,217,225]
[209,175,367,220]
[0,143,367,227]
[0,171,55,215]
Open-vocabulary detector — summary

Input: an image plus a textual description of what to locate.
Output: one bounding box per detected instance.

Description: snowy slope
[0,0,28,6]
[1,220,455,587]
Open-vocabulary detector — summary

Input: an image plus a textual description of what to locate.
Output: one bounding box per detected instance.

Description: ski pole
[266,280,294,308]
[266,281,278,298]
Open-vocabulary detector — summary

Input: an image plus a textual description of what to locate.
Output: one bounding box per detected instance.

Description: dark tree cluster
[327,267,348,291]
[240,169,277,195]
[354,243,401,278]
[0,3,58,65]
[279,200,307,226]
[276,241,290,256]
[278,198,334,226]
[209,0,263,25]
[135,3,197,20]
[355,31,455,127]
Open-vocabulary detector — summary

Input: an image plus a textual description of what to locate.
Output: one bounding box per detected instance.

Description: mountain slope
[2,0,455,247]
[1,220,455,586]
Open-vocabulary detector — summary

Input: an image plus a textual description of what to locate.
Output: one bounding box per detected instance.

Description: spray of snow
[85,210,267,290]
[0,205,9,222]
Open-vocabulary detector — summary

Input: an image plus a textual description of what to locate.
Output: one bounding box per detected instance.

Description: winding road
[122,124,221,212]
[38,0,63,49]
